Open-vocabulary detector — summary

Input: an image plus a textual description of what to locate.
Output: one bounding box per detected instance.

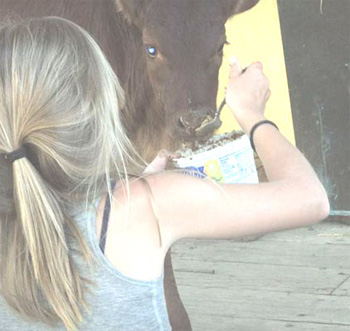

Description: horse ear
[115,0,146,26]
[223,0,260,20]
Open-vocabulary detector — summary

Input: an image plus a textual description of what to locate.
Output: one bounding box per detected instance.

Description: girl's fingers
[143,150,170,174]
[229,57,242,78]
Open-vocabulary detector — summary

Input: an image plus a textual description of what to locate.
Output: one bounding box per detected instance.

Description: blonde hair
[0,17,139,329]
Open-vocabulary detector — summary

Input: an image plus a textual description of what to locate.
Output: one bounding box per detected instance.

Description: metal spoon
[194,98,226,138]
[195,67,247,138]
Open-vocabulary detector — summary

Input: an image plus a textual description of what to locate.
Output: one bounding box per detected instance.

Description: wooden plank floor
[171,221,350,331]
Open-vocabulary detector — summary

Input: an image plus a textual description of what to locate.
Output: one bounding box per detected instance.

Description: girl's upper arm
[143,172,328,248]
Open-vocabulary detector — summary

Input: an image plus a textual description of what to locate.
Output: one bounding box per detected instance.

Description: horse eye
[145,45,158,57]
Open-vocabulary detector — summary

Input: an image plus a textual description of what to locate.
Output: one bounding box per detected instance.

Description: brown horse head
[0,0,259,160]
[116,0,259,144]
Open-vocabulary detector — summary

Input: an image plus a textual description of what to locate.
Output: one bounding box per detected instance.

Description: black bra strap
[99,183,116,254]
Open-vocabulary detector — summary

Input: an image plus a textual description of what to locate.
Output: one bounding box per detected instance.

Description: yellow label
[204,159,224,182]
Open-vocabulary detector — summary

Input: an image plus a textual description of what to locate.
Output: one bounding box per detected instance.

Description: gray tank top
[0,201,172,330]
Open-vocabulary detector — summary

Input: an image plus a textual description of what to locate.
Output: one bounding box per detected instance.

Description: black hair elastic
[4,146,27,163]
[250,120,279,153]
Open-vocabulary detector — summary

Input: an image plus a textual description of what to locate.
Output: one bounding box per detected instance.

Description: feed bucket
[173,133,258,184]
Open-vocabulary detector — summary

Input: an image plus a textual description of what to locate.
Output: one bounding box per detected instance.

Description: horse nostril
[178,117,186,128]
[179,117,191,130]
[178,116,195,136]
[178,110,218,138]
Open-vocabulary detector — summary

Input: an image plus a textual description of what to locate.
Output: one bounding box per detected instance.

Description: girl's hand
[143,150,171,174]
[225,58,271,133]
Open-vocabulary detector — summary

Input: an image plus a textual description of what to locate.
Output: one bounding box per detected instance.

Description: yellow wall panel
[217,0,295,145]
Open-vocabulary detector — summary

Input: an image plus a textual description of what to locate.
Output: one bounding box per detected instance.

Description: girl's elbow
[296,179,330,224]
[311,186,330,223]
[318,190,331,221]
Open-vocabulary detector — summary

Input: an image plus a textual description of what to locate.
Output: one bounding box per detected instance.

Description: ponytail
[1,152,91,329]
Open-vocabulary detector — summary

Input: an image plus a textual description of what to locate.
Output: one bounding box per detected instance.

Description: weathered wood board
[186,315,350,331]
[172,222,350,330]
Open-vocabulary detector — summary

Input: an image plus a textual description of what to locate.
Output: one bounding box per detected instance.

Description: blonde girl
[0,17,329,330]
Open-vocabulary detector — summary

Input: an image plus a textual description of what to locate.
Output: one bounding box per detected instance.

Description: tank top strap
[99,182,117,254]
